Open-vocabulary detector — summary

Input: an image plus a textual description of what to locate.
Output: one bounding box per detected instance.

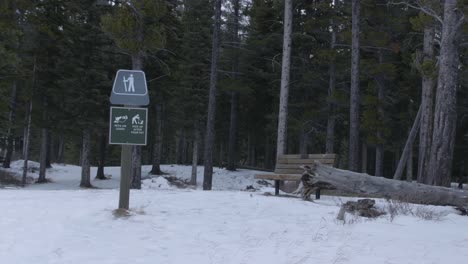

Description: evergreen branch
[388,1,443,24]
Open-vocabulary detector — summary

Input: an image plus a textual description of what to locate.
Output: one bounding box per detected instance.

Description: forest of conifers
[1,0,467,188]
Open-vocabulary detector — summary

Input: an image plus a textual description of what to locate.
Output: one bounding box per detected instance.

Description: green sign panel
[109,107,148,145]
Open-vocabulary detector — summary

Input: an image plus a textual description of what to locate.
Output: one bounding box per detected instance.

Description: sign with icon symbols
[110,69,149,106]
[109,106,147,145]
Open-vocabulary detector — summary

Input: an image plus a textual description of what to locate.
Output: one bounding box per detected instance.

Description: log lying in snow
[311,162,468,207]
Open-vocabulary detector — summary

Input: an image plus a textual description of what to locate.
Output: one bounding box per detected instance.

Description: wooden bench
[255,154,337,197]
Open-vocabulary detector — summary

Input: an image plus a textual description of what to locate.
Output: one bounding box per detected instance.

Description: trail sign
[110,69,149,106]
[109,106,148,145]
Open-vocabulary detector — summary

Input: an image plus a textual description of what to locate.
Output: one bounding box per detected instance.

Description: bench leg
[315,188,321,200]
[275,180,280,196]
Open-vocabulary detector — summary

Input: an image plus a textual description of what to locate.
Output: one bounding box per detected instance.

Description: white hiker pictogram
[132,114,144,125]
[123,74,135,92]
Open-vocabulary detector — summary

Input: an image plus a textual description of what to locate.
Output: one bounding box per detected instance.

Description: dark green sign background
[109,107,147,145]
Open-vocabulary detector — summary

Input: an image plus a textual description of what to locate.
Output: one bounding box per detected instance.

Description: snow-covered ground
[1,161,467,264]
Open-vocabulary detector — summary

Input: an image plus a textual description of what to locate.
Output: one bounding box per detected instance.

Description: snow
[1,161,468,264]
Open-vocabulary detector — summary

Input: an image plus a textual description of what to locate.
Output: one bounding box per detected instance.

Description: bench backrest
[274,154,336,174]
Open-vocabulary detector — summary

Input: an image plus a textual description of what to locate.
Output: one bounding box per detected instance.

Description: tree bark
[95,130,107,180]
[80,128,92,188]
[3,81,18,169]
[177,128,186,164]
[190,123,200,185]
[326,19,336,154]
[427,0,463,187]
[150,103,163,175]
[310,162,468,207]
[276,0,293,161]
[393,105,422,180]
[56,130,65,163]
[46,132,52,168]
[37,96,48,183]
[361,141,367,173]
[417,26,435,184]
[203,0,222,190]
[22,98,33,186]
[375,51,385,177]
[349,0,361,172]
[406,143,413,182]
[227,0,240,171]
[130,53,143,189]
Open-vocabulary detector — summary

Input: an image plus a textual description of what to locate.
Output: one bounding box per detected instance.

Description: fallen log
[311,162,468,207]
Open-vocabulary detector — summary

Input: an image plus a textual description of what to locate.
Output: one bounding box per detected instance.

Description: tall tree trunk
[177,128,186,164]
[393,105,422,180]
[349,0,361,172]
[227,0,240,171]
[150,103,163,175]
[130,54,143,189]
[407,143,413,182]
[375,50,385,177]
[22,57,37,186]
[265,138,272,169]
[37,97,48,183]
[203,0,222,190]
[418,26,435,184]
[56,130,65,163]
[46,132,52,168]
[427,0,463,187]
[361,141,367,173]
[326,19,336,154]
[22,98,33,186]
[3,81,18,169]
[95,130,107,179]
[190,123,200,185]
[276,0,293,161]
[80,128,92,188]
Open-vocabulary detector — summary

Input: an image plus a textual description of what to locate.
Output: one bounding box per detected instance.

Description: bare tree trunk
[190,123,200,185]
[265,138,272,169]
[80,128,92,188]
[22,98,33,186]
[427,0,463,187]
[95,130,107,180]
[326,19,336,154]
[375,51,385,177]
[23,58,36,185]
[406,143,413,182]
[3,81,18,169]
[130,54,143,189]
[247,133,254,166]
[56,130,65,163]
[361,141,367,173]
[276,0,293,161]
[310,163,468,207]
[150,103,163,175]
[394,105,422,180]
[46,132,52,168]
[177,128,186,164]
[37,97,48,183]
[417,26,435,184]
[227,0,240,171]
[349,0,361,172]
[203,0,222,190]
[375,144,384,176]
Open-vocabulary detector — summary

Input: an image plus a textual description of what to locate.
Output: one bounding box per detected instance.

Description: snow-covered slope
[1,161,467,264]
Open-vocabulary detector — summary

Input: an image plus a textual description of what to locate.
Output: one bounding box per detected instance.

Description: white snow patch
[1,160,467,264]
